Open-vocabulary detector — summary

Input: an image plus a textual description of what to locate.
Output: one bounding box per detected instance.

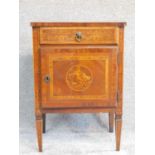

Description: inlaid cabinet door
[40,46,118,108]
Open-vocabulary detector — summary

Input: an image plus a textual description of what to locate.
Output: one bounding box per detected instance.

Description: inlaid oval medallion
[66,65,93,91]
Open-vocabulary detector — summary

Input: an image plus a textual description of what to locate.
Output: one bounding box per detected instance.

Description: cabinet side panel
[116,27,124,115]
[32,27,41,117]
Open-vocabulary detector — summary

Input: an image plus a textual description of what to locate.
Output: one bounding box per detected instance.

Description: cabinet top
[31,22,126,27]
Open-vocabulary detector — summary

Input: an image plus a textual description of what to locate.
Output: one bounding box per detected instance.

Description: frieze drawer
[40,27,119,45]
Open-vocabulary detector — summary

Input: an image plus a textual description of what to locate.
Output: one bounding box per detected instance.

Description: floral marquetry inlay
[66,65,93,92]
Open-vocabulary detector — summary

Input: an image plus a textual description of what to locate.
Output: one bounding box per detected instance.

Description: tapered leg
[115,115,122,151]
[36,118,43,152]
[109,112,114,132]
[42,114,46,133]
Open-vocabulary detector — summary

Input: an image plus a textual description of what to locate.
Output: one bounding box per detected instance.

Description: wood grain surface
[31,22,126,151]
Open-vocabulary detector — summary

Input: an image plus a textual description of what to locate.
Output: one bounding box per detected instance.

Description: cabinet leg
[115,115,122,151]
[109,112,114,132]
[42,114,46,133]
[36,118,43,152]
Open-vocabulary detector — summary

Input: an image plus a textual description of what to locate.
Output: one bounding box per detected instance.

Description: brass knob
[75,32,82,42]
[44,75,50,83]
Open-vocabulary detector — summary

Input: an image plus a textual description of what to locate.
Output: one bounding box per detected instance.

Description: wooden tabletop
[31,22,127,27]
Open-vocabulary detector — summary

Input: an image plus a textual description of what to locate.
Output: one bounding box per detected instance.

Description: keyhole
[44,75,50,83]
[46,76,49,81]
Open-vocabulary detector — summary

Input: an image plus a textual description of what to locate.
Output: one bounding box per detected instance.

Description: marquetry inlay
[66,65,93,92]
[48,55,109,99]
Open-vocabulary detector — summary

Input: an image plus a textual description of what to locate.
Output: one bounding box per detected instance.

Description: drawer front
[40,27,119,45]
[40,46,118,108]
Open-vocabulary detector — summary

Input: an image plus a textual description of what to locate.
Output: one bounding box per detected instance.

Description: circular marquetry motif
[66,65,93,92]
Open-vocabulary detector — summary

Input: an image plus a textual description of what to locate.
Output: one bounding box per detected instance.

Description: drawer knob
[44,75,50,83]
[75,32,82,42]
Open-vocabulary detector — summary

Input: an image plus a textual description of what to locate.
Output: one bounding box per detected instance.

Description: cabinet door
[40,46,118,108]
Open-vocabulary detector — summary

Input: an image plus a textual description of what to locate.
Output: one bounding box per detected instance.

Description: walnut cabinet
[31,22,126,152]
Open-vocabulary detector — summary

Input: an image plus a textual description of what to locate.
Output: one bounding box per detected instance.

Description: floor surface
[20,113,134,155]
